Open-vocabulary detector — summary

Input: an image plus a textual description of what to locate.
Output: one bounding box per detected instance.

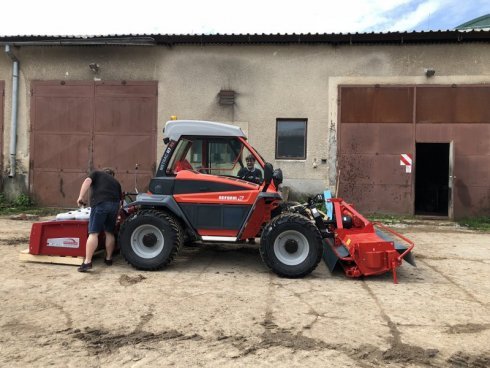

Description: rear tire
[118,209,183,270]
[260,213,323,278]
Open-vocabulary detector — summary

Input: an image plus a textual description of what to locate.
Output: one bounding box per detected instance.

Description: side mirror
[272,168,283,188]
[262,162,274,192]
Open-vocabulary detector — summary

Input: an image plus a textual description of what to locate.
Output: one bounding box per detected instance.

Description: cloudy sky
[1,0,489,36]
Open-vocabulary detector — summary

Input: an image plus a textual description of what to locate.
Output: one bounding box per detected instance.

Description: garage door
[30,81,157,206]
[338,86,414,215]
[338,85,490,218]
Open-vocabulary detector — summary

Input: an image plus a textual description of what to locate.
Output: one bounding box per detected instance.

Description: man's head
[245,154,255,170]
[102,167,115,177]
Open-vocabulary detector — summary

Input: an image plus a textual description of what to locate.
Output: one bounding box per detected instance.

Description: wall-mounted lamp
[89,63,100,74]
[424,68,435,78]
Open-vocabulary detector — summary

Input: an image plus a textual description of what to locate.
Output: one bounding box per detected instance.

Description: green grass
[0,206,62,217]
[366,213,416,224]
[0,193,62,217]
[457,217,490,231]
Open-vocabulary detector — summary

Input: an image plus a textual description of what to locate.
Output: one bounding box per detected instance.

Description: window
[168,136,264,178]
[167,139,193,174]
[276,119,307,159]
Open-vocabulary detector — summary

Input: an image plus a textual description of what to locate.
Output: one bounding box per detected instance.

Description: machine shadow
[170,242,268,273]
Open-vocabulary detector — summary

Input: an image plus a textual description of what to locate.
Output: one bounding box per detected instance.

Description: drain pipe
[5,45,19,177]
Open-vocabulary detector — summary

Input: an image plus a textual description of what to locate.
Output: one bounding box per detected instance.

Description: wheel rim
[273,230,309,266]
[130,224,164,259]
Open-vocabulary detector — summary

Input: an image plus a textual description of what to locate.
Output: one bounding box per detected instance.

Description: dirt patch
[382,343,438,364]
[447,351,490,368]
[8,214,40,221]
[0,236,30,245]
[446,323,490,334]
[118,274,146,286]
[70,328,202,355]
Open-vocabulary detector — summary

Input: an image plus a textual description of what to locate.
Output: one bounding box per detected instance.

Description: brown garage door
[416,86,490,218]
[30,81,157,206]
[339,85,490,218]
[338,86,414,215]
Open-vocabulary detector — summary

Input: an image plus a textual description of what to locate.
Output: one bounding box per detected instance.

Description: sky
[1,0,489,36]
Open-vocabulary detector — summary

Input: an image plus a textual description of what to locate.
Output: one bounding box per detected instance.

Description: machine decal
[157,140,176,175]
[218,195,245,201]
[46,237,80,248]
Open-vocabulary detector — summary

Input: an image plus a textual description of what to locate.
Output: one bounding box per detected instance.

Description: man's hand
[77,177,92,207]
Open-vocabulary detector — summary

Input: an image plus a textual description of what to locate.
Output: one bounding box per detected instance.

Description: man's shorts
[88,201,120,234]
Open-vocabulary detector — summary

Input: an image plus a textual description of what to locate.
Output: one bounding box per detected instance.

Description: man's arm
[77,177,92,206]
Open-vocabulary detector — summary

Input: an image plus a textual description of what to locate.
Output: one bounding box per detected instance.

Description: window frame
[275,118,308,160]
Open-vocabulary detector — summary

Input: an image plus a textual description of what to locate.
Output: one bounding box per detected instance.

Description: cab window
[168,136,263,181]
[167,138,193,175]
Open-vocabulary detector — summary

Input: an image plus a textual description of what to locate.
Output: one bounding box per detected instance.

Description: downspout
[4,45,19,177]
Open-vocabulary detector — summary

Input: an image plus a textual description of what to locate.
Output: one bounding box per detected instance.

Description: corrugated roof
[0,30,489,46]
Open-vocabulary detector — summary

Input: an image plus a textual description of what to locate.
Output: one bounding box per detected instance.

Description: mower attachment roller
[320,197,415,283]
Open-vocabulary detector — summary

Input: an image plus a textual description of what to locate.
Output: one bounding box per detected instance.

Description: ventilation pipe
[5,45,19,177]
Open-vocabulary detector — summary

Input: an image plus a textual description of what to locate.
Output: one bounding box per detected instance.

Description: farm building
[0,26,489,219]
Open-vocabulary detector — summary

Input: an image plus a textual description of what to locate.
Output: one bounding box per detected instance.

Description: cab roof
[163,120,246,141]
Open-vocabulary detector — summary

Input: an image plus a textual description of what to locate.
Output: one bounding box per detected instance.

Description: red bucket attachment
[29,220,90,257]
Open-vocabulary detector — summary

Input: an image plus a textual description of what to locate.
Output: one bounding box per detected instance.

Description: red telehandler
[118,120,415,282]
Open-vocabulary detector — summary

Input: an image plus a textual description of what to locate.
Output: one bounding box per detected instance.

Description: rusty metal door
[340,85,490,218]
[92,82,157,195]
[415,85,490,218]
[338,86,415,215]
[448,141,455,219]
[30,81,157,206]
[30,82,93,206]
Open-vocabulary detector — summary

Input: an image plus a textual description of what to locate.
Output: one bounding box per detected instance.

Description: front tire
[118,210,183,270]
[260,213,323,278]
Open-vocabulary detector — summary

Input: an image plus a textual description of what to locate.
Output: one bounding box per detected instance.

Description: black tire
[118,209,183,270]
[260,213,323,278]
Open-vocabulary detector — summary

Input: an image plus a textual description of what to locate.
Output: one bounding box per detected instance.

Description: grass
[457,217,490,231]
[369,213,490,231]
[0,206,62,217]
[0,193,62,217]
[366,213,416,224]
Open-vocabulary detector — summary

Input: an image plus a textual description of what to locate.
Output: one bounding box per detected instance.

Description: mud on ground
[0,216,489,367]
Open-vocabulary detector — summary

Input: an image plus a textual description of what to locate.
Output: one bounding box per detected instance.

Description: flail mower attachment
[309,194,415,283]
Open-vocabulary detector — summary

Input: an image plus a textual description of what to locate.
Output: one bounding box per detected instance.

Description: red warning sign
[400,153,412,173]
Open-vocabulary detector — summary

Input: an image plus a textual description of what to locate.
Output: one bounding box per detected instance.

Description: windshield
[168,136,264,183]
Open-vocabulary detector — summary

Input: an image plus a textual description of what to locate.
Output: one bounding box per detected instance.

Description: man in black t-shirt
[76,168,122,272]
[238,155,263,184]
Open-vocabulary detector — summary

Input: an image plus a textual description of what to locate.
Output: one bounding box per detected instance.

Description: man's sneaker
[77,262,92,272]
